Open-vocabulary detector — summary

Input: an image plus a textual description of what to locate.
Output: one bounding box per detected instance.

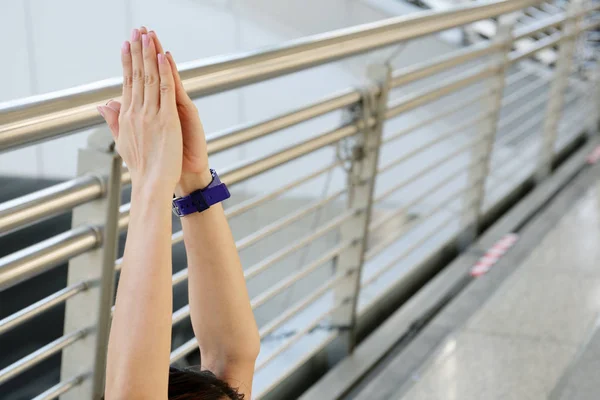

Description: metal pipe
[0,175,104,236]
[508,32,562,64]
[225,162,342,219]
[379,112,491,174]
[501,78,548,107]
[259,272,347,339]
[0,329,86,385]
[0,226,99,290]
[382,91,489,145]
[513,13,565,40]
[207,90,360,154]
[0,281,88,335]
[220,122,365,186]
[170,336,198,364]
[250,241,352,310]
[498,93,547,130]
[494,113,544,151]
[371,160,479,233]
[255,300,346,371]
[0,0,543,152]
[31,374,88,400]
[244,209,357,281]
[375,139,487,205]
[386,66,498,120]
[366,182,477,260]
[236,189,347,253]
[390,41,501,88]
[362,214,456,288]
[505,69,532,86]
[172,304,190,326]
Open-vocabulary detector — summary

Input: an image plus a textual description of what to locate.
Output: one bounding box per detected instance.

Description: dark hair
[168,366,244,400]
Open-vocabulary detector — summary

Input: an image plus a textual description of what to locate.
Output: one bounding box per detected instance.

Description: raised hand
[98,29,183,193]
[99,27,209,196]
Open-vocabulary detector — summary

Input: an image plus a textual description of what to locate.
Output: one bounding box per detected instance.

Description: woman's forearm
[106,187,174,399]
[178,174,260,376]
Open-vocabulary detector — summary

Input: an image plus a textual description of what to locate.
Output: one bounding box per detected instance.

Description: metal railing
[1,0,600,398]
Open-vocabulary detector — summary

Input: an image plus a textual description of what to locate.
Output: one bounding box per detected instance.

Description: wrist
[175,170,213,197]
[131,180,174,205]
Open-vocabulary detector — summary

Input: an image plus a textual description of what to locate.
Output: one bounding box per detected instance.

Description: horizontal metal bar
[170,336,198,364]
[490,144,539,183]
[513,13,565,40]
[0,0,542,152]
[505,69,533,86]
[255,300,346,371]
[0,175,104,236]
[0,226,99,290]
[207,90,360,154]
[382,91,489,145]
[165,189,352,294]
[225,162,342,219]
[366,181,477,260]
[390,41,500,88]
[0,329,86,385]
[31,374,88,400]
[494,114,544,153]
[172,304,190,326]
[498,92,547,130]
[509,31,562,64]
[259,272,348,339]
[220,122,364,186]
[379,112,491,174]
[376,135,488,204]
[255,331,338,399]
[251,240,352,310]
[386,65,498,120]
[501,77,548,108]
[580,19,600,32]
[0,281,88,335]
[245,209,356,282]
[237,189,347,253]
[362,213,456,288]
[371,157,481,233]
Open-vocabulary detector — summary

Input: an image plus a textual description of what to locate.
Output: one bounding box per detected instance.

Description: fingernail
[142,34,149,47]
[131,28,140,41]
[121,41,130,54]
[97,106,105,117]
[157,53,165,64]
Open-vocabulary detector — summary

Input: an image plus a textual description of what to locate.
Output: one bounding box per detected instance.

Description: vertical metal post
[462,14,516,244]
[60,128,122,400]
[536,0,582,180]
[328,64,391,366]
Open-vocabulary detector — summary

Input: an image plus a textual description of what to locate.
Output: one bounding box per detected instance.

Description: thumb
[97,104,120,141]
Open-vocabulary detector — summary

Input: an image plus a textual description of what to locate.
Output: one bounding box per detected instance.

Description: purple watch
[172,169,230,217]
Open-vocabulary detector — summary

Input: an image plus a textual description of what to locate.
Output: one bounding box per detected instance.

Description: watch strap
[172,170,230,217]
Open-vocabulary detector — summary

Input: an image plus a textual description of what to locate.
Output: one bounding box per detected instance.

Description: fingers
[157,53,176,110]
[142,33,160,111]
[148,30,165,54]
[165,51,189,106]
[106,100,122,113]
[98,104,121,140]
[121,41,132,110]
[130,28,144,109]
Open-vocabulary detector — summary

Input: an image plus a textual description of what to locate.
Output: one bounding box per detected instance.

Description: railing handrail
[0,0,543,152]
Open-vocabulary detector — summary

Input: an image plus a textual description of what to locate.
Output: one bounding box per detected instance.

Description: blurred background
[2,0,600,399]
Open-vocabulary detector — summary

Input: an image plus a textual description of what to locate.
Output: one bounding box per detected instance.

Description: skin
[99,28,259,399]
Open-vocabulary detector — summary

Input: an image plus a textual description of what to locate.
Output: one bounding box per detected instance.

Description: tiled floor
[400,183,600,400]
